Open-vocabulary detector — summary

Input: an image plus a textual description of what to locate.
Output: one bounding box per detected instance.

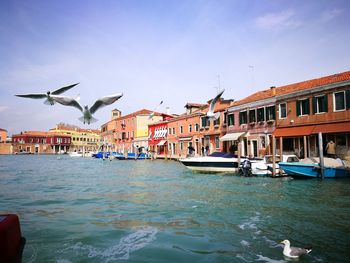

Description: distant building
[101,109,173,153]
[12,131,71,154]
[0,128,7,142]
[0,128,12,154]
[49,123,100,153]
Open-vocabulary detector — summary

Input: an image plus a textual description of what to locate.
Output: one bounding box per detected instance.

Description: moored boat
[278,157,350,178]
[179,152,247,173]
[250,155,299,176]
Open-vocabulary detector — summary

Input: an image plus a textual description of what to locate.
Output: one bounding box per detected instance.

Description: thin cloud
[255,10,301,31]
[0,105,9,113]
[320,8,343,22]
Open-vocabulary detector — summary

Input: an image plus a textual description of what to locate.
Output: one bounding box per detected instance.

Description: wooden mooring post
[272,135,276,177]
[318,132,325,179]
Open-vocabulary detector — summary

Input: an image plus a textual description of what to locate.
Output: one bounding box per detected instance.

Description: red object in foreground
[0,214,26,263]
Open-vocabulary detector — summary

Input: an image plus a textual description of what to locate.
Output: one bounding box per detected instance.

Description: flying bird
[206,89,224,120]
[15,83,79,105]
[280,240,312,258]
[51,93,123,124]
[148,100,163,119]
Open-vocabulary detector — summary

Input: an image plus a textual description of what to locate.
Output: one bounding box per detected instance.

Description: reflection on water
[0,155,350,262]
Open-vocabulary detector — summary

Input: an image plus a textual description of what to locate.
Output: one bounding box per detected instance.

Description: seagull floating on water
[280,239,312,258]
[51,93,123,124]
[206,89,224,120]
[15,83,79,105]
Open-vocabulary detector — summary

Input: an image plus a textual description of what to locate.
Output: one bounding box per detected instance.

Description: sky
[0,0,349,135]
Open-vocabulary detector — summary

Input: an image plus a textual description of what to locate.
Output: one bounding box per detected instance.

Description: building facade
[12,131,71,154]
[49,123,100,153]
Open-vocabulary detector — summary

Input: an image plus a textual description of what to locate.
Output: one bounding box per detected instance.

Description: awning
[178,137,192,141]
[313,122,350,134]
[219,132,246,141]
[157,140,167,146]
[273,126,315,137]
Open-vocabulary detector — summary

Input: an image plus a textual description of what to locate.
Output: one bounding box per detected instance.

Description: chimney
[111,109,121,120]
[166,107,170,115]
[270,86,276,96]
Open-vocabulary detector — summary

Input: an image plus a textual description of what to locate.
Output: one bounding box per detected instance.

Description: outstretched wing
[209,89,225,113]
[51,95,83,112]
[51,83,79,95]
[15,93,46,99]
[90,93,123,114]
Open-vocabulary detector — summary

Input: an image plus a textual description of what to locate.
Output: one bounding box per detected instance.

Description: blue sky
[1,0,349,135]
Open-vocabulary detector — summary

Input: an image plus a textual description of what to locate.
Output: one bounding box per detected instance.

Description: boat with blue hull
[279,158,350,178]
[116,152,150,160]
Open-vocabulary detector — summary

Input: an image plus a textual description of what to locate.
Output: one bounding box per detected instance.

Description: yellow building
[49,123,101,153]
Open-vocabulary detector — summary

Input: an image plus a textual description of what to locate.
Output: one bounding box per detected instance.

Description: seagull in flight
[51,93,123,124]
[15,83,79,105]
[280,240,312,259]
[148,100,163,119]
[206,89,224,120]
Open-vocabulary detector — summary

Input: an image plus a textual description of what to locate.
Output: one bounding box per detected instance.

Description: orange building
[0,128,7,142]
[273,71,350,159]
[161,97,234,158]
[0,128,12,154]
[224,70,350,159]
[101,109,172,153]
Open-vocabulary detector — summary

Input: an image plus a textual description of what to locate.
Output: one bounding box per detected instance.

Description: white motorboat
[179,152,247,173]
[68,152,83,157]
[250,155,299,176]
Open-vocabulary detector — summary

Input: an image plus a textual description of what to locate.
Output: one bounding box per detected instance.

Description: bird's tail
[214,112,220,120]
[305,247,312,254]
[79,116,98,124]
[44,99,54,105]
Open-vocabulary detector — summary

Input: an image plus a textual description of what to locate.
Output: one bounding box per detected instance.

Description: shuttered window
[265,106,276,121]
[312,95,328,114]
[239,111,247,125]
[249,109,256,123]
[279,103,287,118]
[296,98,310,116]
[228,114,235,126]
[257,108,265,122]
[334,91,345,111]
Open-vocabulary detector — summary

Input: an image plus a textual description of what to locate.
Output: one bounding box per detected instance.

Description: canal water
[0,155,349,263]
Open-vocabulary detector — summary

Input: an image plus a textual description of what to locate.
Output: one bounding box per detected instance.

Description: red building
[148,121,169,155]
[12,131,71,154]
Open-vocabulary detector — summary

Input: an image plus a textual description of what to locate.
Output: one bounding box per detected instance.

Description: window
[239,111,247,125]
[201,116,209,127]
[223,112,228,124]
[189,124,192,133]
[173,128,176,135]
[180,142,184,151]
[296,98,310,116]
[180,126,183,134]
[228,114,235,126]
[265,106,276,121]
[215,136,220,149]
[195,123,199,132]
[257,107,265,122]
[168,128,171,135]
[279,103,287,119]
[312,95,328,114]
[334,91,345,111]
[213,115,220,126]
[249,109,256,123]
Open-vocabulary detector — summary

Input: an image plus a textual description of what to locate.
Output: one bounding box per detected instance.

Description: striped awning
[157,140,167,146]
[219,132,247,141]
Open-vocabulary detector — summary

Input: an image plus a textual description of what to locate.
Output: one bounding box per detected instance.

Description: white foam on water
[240,240,250,247]
[26,245,38,263]
[239,215,260,230]
[56,260,73,263]
[70,226,158,262]
[256,255,286,263]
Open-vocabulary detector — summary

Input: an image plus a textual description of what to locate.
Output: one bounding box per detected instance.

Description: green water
[0,155,349,262]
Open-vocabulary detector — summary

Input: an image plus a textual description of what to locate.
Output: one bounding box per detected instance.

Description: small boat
[179,152,247,173]
[278,157,350,178]
[68,152,82,157]
[116,152,150,160]
[250,155,299,176]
